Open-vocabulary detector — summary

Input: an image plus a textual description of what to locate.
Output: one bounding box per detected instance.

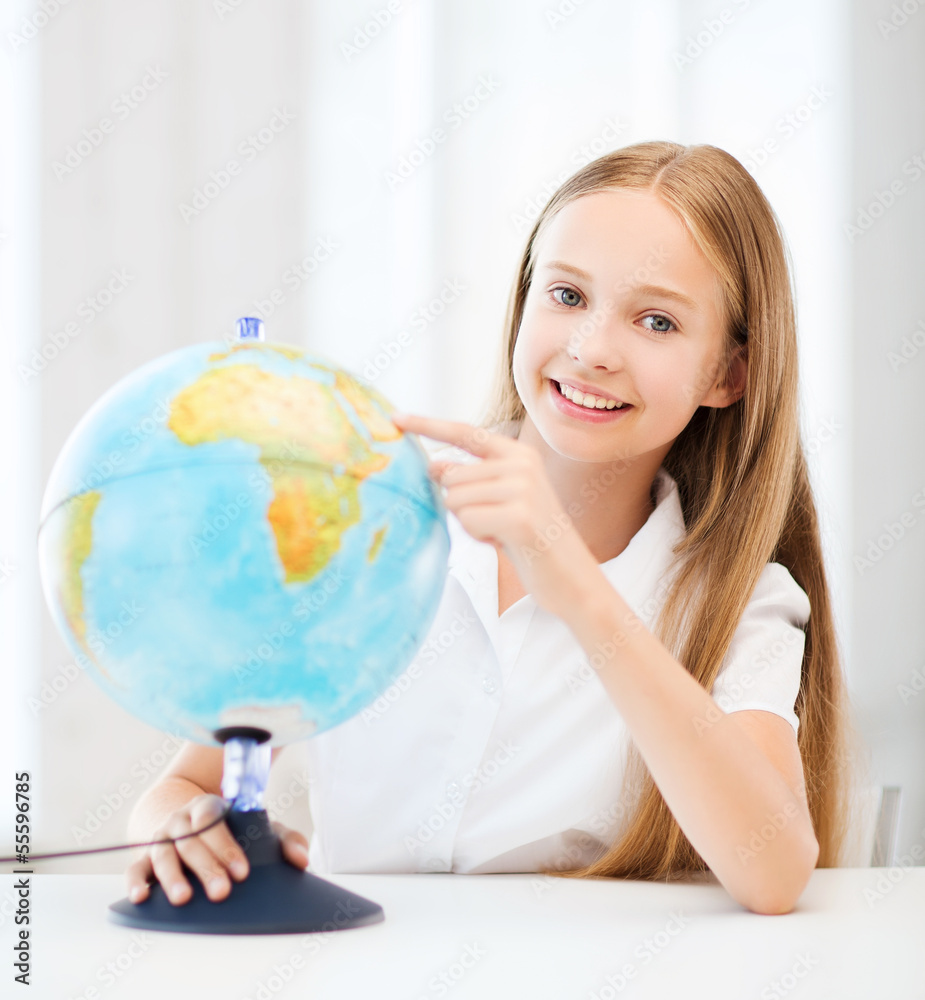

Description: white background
[0,0,922,872]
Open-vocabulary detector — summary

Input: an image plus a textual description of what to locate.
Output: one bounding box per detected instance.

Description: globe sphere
[37,338,449,746]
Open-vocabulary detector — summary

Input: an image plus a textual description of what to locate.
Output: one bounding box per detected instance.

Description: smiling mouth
[553,380,631,411]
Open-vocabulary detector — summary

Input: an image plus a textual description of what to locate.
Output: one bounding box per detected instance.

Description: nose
[566,301,625,371]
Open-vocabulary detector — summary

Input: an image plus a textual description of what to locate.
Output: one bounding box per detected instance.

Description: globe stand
[108,728,385,935]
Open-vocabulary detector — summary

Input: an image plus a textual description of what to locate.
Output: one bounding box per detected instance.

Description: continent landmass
[59,491,115,681]
[209,343,305,363]
[169,364,396,584]
[208,343,403,444]
[367,524,388,564]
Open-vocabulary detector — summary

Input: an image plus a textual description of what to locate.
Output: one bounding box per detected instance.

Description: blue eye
[551,287,583,308]
[642,314,676,336]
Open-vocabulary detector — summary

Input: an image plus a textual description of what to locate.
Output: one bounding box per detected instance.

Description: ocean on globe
[37,338,450,746]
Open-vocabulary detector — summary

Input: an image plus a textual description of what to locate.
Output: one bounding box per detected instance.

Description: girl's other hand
[124,793,309,907]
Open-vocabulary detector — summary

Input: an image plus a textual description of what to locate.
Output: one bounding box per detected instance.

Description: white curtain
[299,0,852,675]
[10,0,925,866]
[0,0,41,848]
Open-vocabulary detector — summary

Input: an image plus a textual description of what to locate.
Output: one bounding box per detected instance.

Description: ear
[701,342,748,408]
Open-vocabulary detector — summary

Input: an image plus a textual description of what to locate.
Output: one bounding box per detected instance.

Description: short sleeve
[709,562,810,737]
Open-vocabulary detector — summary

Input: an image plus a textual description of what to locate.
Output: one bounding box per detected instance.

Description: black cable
[0,798,237,864]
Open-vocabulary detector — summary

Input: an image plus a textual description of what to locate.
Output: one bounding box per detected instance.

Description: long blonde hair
[478,140,868,879]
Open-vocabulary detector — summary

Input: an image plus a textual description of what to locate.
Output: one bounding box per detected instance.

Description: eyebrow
[539,260,700,313]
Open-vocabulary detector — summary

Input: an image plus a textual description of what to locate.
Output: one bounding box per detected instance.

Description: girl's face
[512,187,744,471]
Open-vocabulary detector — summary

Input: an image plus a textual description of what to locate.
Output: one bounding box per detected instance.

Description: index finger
[391,412,506,459]
[189,797,250,880]
[125,853,154,903]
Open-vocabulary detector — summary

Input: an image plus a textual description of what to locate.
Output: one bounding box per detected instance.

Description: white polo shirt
[301,421,810,875]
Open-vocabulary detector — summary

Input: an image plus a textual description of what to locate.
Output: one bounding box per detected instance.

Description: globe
[37,332,450,747]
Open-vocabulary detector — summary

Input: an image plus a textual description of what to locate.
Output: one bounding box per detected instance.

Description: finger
[154,813,233,905]
[125,854,153,903]
[189,796,249,882]
[170,822,238,903]
[393,414,507,460]
[450,505,519,547]
[428,459,510,484]
[149,822,195,906]
[439,478,523,511]
[272,821,309,870]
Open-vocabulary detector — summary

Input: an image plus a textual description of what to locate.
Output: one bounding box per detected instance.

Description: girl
[125,140,864,916]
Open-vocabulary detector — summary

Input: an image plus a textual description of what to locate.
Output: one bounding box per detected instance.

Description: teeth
[557,381,625,410]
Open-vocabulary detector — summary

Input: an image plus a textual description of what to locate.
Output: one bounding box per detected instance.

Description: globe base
[107,809,384,935]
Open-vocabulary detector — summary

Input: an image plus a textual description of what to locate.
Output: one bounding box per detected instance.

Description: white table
[3,868,923,999]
